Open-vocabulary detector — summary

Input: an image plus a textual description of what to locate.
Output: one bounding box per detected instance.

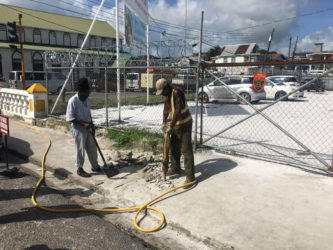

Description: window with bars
[32,51,43,71]
[12,51,21,71]
[89,36,97,50]
[0,24,6,41]
[77,34,83,48]
[64,32,71,47]
[49,31,56,45]
[33,29,42,44]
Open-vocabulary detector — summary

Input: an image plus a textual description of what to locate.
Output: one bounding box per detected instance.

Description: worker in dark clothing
[156,78,196,188]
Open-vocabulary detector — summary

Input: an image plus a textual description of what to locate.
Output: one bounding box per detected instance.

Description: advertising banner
[124,5,146,46]
[123,0,148,24]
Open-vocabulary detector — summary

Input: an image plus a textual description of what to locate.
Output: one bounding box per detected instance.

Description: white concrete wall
[0,87,47,121]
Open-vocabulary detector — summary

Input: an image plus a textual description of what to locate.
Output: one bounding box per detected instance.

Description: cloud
[0,0,93,18]
[4,0,333,57]
[297,27,333,52]
[149,0,312,53]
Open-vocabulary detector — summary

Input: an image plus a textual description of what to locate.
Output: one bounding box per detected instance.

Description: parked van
[8,71,71,93]
[125,73,141,91]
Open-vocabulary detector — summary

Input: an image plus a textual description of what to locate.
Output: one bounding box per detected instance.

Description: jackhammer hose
[12,120,197,232]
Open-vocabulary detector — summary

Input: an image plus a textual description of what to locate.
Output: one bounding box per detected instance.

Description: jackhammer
[162,129,171,181]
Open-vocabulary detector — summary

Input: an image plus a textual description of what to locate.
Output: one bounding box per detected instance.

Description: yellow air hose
[11,120,197,232]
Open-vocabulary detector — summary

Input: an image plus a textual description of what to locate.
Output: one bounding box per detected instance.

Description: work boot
[77,168,91,178]
[183,177,197,189]
[91,165,102,172]
[166,168,185,176]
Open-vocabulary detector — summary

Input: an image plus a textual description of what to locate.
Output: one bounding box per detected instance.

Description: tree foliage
[204,46,222,61]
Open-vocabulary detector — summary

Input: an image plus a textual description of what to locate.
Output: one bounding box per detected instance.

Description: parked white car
[266,75,304,97]
[264,79,303,100]
[198,76,266,104]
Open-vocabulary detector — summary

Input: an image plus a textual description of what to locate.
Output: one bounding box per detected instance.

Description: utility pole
[264,28,275,62]
[194,11,204,148]
[18,14,25,89]
[291,36,298,61]
[288,37,292,59]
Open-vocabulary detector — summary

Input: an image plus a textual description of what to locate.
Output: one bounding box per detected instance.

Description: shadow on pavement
[0,186,93,202]
[25,244,70,250]
[195,158,237,182]
[7,136,34,159]
[0,204,91,224]
[152,158,237,206]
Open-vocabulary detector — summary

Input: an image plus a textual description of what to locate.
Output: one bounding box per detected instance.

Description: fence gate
[196,61,333,173]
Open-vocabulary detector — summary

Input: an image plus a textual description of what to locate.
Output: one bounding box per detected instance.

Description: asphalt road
[0,155,154,250]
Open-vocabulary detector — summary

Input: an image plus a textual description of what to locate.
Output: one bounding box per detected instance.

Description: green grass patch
[106,127,163,152]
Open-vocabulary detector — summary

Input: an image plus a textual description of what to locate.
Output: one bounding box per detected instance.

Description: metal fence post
[200,66,204,144]
[44,52,49,115]
[194,11,204,149]
[105,67,108,127]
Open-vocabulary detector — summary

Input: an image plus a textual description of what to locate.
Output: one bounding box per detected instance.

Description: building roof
[219,43,257,56]
[0,4,121,39]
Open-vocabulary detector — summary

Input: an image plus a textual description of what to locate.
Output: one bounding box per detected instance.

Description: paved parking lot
[89,91,333,171]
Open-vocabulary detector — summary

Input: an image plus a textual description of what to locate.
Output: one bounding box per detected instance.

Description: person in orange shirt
[156,78,196,188]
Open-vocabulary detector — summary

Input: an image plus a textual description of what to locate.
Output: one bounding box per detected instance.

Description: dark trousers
[170,124,195,180]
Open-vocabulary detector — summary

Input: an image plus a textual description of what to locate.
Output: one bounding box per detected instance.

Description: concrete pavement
[5,118,333,250]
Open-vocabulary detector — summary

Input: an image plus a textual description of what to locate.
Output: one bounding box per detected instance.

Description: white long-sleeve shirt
[66,93,91,123]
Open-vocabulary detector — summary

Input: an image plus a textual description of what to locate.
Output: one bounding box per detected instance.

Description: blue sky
[1,0,333,55]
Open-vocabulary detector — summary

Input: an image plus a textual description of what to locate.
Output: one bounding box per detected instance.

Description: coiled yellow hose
[12,120,197,232]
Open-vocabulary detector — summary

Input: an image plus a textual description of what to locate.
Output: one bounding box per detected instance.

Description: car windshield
[127,74,139,80]
[270,77,297,83]
[211,78,229,86]
[284,77,297,82]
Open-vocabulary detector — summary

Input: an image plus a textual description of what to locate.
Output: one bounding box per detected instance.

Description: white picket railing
[0,87,47,122]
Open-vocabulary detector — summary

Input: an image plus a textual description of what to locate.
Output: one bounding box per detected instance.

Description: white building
[212,43,262,75]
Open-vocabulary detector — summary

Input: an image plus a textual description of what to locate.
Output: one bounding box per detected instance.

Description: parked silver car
[198,75,266,104]
[266,75,304,97]
[264,80,303,100]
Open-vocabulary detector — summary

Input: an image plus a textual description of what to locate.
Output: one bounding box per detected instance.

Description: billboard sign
[124,5,146,46]
[123,0,148,24]
[253,73,266,92]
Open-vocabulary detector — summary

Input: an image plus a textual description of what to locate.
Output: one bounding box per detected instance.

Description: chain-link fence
[199,61,333,172]
[45,50,333,172]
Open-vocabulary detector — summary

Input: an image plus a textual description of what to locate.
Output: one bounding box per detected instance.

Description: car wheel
[275,91,287,100]
[198,92,209,103]
[238,93,251,105]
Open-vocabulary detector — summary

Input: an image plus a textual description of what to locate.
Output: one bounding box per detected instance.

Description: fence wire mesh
[45,50,333,172]
[200,62,333,171]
